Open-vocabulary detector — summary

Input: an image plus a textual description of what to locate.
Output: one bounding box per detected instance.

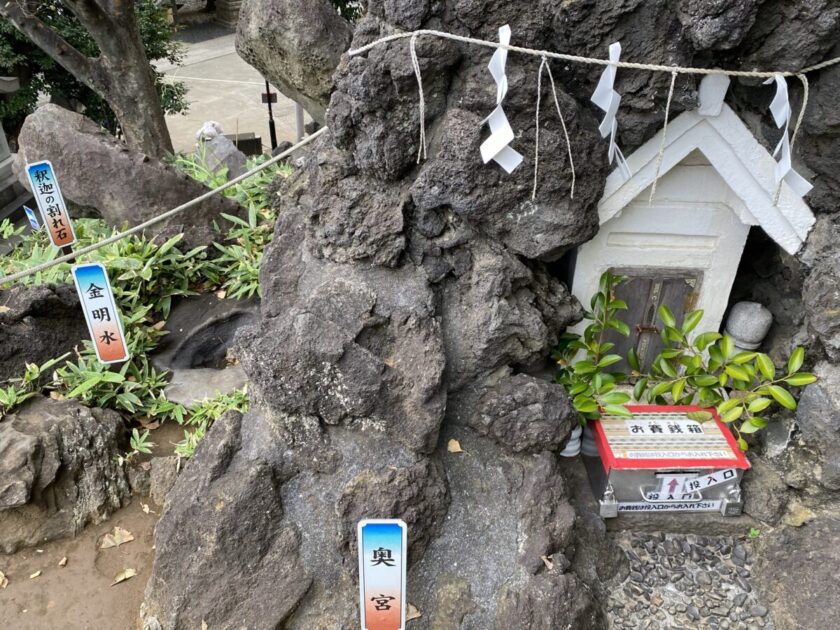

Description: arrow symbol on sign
[667,479,680,494]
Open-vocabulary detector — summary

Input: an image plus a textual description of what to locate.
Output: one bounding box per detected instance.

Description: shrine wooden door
[605,269,701,372]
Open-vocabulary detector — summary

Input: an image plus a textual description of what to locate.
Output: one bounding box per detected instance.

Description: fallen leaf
[541,555,554,570]
[0,570,8,588]
[447,439,464,453]
[0,305,10,314]
[152,321,167,330]
[101,526,135,549]
[407,603,422,622]
[215,289,227,299]
[29,571,41,579]
[58,557,67,567]
[48,391,65,401]
[138,417,160,430]
[111,568,137,586]
[141,503,155,515]
[201,622,208,630]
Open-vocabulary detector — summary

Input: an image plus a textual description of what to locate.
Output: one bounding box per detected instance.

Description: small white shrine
[571,77,815,364]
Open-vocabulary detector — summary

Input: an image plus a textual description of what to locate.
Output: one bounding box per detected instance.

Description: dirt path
[0,499,159,629]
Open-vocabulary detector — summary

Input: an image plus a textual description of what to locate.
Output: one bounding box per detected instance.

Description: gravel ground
[606,532,774,629]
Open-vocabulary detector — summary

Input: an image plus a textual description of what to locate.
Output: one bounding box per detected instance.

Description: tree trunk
[0,0,174,159]
[95,23,174,158]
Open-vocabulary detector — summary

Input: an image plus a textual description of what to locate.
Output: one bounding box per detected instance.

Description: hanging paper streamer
[480,25,523,174]
[591,43,631,179]
[763,74,812,200]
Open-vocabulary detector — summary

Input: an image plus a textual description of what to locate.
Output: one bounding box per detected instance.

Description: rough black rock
[0,283,86,382]
[0,396,129,552]
[145,0,840,627]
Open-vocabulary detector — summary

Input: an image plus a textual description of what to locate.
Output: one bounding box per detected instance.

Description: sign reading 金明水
[358,519,407,630]
[71,263,129,364]
[26,160,76,248]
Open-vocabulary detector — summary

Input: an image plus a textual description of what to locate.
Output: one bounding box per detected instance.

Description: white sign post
[358,519,407,630]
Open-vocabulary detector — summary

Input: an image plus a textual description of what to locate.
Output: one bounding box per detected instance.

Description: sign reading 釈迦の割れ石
[358,519,407,630]
[71,263,129,364]
[26,160,76,248]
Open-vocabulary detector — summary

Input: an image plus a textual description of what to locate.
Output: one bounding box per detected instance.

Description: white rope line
[532,57,577,201]
[532,57,545,201]
[348,28,840,78]
[545,60,576,200]
[0,127,329,287]
[409,33,428,163]
[649,71,678,204]
[790,73,809,153]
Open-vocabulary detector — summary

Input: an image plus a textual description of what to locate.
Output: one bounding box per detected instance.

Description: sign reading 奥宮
[71,263,129,364]
[26,160,76,248]
[358,519,407,630]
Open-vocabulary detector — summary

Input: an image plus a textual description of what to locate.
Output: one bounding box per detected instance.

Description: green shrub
[555,271,816,450]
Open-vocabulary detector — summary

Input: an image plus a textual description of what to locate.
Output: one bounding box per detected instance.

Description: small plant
[0,217,25,239]
[0,354,68,415]
[748,527,761,539]
[210,207,275,299]
[116,428,156,465]
[174,388,249,459]
[554,271,817,451]
[554,271,633,423]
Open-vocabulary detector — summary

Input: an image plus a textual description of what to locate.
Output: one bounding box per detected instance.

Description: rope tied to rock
[649,71,678,205]
[0,127,329,288]
[348,28,840,77]
[409,33,428,163]
[532,56,576,201]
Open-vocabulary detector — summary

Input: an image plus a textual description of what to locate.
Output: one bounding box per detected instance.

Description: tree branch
[0,0,103,91]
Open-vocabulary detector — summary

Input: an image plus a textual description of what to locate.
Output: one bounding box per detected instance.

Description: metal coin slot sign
[358,519,407,630]
[26,160,76,248]
[71,263,129,364]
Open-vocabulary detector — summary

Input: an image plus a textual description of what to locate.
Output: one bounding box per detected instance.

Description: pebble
[606,532,772,629]
[751,605,768,618]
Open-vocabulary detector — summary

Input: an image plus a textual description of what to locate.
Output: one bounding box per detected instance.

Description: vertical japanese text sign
[71,263,129,364]
[26,160,76,248]
[358,519,407,630]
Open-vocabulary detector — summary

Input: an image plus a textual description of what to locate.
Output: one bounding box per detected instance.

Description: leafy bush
[555,271,816,450]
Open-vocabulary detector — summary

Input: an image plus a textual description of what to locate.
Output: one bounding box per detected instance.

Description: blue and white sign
[23,205,40,230]
[26,160,76,248]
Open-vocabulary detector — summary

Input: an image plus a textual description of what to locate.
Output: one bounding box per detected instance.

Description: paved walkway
[156,25,306,154]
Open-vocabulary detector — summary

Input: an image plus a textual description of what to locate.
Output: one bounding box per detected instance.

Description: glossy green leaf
[784,373,817,387]
[658,304,676,328]
[633,378,648,401]
[748,397,772,413]
[603,404,633,417]
[725,364,750,382]
[756,353,775,381]
[681,309,703,334]
[788,346,805,374]
[768,385,796,410]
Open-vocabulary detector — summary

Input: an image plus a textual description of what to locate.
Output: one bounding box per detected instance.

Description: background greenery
[0,0,187,143]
